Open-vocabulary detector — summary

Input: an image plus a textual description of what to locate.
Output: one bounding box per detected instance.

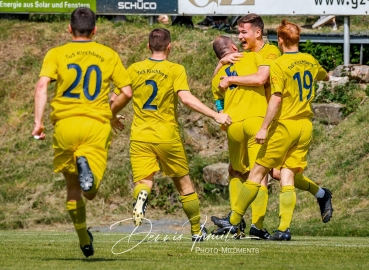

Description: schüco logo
[188,0,255,7]
[118,0,157,10]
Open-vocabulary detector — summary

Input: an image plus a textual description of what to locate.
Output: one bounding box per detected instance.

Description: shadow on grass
[42,258,131,262]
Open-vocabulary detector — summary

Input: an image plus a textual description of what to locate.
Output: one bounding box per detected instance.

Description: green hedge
[270,41,369,71]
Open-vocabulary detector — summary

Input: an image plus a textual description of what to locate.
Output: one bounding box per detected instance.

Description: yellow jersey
[39,41,131,124]
[128,58,190,143]
[270,52,327,120]
[212,44,280,112]
[258,43,281,66]
[212,52,266,122]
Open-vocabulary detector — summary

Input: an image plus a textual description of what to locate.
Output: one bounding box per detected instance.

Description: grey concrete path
[90,218,192,235]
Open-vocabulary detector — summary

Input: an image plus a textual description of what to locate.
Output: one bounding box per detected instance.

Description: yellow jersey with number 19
[270,52,327,120]
[39,41,131,124]
[128,58,190,143]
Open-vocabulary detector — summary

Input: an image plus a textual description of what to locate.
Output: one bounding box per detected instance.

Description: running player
[32,7,133,257]
[111,28,232,241]
[221,19,330,240]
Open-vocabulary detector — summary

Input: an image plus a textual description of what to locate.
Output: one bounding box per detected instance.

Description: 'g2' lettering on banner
[188,0,254,7]
[118,0,157,10]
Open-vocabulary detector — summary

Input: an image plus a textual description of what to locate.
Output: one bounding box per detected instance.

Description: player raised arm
[212,52,244,78]
[177,90,232,126]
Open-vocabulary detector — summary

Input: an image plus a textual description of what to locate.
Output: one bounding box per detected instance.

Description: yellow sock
[180,193,201,235]
[230,180,260,225]
[66,199,90,247]
[229,177,243,210]
[294,173,319,196]
[251,186,269,229]
[133,183,151,199]
[278,185,296,231]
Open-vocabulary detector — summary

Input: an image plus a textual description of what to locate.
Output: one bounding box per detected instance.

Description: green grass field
[1,230,369,270]
[1,16,369,269]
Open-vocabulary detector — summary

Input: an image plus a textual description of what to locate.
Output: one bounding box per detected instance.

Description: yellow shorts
[130,139,189,182]
[227,117,263,174]
[53,116,112,187]
[256,118,312,171]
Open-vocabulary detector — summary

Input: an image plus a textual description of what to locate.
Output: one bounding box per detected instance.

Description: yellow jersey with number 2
[128,58,190,143]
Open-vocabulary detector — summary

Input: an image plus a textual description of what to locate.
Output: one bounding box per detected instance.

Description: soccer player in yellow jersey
[225,19,330,240]
[32,7,133,257]
[211,36,268,237]
[111,28,232,241]
[211,14,333,239]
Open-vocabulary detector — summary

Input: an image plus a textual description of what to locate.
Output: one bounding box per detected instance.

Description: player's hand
[111,115,125,134]
[219,76,230,91]
[255,128,268,144]
[32,124,45,140]
[220,52,243,64]
[214,113,232,126]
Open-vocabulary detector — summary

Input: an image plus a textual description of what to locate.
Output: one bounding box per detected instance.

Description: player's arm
[313,58,330,82]
[255,61,283,144]
[111,85,132,116]
[315,68,330,81]
[177,90,231,126]
[219,66,269,91]
[255,93,282,144]
[212,52,244,78]
[32,76,51,139]
[110,85,133,133]
[212,76,225,112]
[110,87,121,107]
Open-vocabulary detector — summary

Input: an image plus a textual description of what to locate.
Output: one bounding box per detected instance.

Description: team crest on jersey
[271,77,278,84]
[266,53,278,60]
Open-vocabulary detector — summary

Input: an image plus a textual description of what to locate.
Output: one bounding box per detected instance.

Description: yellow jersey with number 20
[39,41,131,124]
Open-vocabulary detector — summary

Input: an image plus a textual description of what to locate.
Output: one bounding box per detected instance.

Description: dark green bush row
[270,41,369,71]
[300,42,369,71]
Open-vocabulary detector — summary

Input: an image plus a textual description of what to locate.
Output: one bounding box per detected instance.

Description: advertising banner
[178,0,369,15]
[0,0,96,12]
[2,0,368,15]
[96,0,178,14]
